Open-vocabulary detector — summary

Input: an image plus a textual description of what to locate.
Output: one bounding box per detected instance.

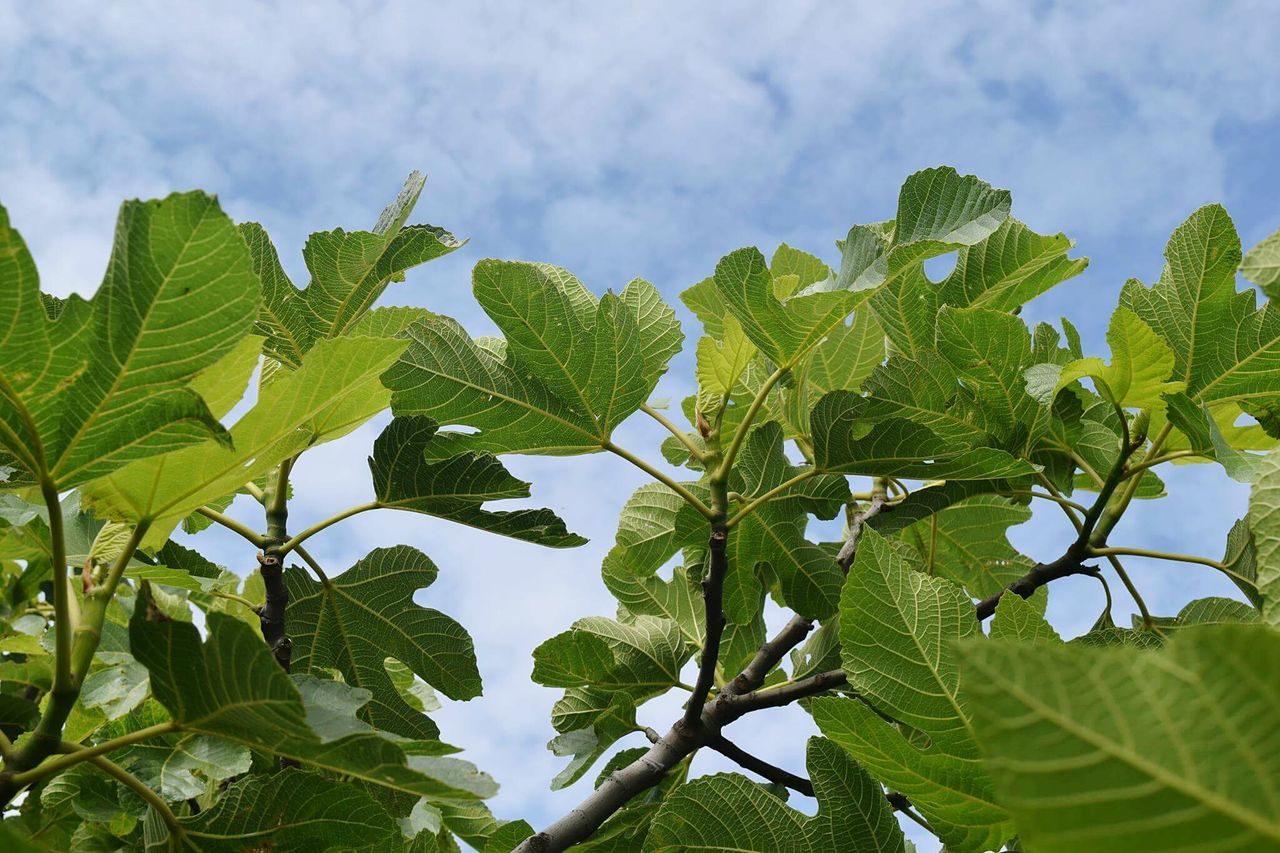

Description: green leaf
[176,770,399,851]
[129,594,495,800]
[839,529,979,748]
[81,335,406,546]
[1121,204,1280,412]
[988,590,1061,643]
[1164,392,1264,482]
[285,545,481,741]
[898,495,1034,600]
[118,733,252,801]
[1247,449,1280,627]
[303,172,463,341]
[547,693,637,790]
[814,528,1012,851]
[470,261,681,437]
[370,416,586,546]
[960,625,1280,852]
[813,697,1011,853]
[694,315,756,418]
[240,221,316,369]
[934,307,1041,443]
[0,192,259,488]
[812,391,1037,480]
[1037,307,1185,410]
[644,738,904,852]
[867,168,1036,354]
[937,217,1087,314]
[1223,517,1262,607]
[386,316,603,455]
[801,307,886,398]
[533,616,689,695]
[729,423,849,620]
[858,350,990,444]
[711,247,868,367]
[1242,225,1280,298]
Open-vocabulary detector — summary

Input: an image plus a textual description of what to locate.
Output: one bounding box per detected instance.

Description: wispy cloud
[5,1,1278,847]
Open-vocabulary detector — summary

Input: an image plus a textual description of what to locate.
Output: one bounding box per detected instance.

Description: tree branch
[726,615,814,696]
[975,421,1143,621]
[706,734,813,796]
[260,461,293,672]
[975,552,1098,621]
[515,471,886,851]
[836,480,888,572]
[887,792,938,835]
[683,526,727,728]
[717,669,848,721]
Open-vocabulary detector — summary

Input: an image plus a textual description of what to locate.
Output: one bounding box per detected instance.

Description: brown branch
[717,669,848,721]
[975,424,1139,621]
[706,734,813,796]
[726,614,813,696]
[887,792,937,835]
[974,552,1099,621]
[514,489,883,852]
[683,525,728,728]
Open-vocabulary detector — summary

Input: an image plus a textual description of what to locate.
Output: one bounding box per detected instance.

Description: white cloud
[7,2,1280,848]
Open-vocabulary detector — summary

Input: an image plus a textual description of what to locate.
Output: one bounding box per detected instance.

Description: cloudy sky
[4,2,1279,849]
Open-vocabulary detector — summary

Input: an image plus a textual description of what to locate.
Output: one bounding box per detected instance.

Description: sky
[4,2,1280,849]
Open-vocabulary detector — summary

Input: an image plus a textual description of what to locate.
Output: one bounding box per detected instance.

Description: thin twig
[717,669,848,720]
[887,792,938,835]
[706,734,813,796]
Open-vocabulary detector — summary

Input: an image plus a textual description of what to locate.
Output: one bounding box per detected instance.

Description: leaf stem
[38,478,72,700]
[73,520,151,682]
[208,590,258,611]
[279,501,379,554]
[640,403,705,461]
[1003,489,1089,514]
[726,469,818,528]
[1101,553,1155,630]
[195,506,266,547]
[292,544,331,584]
[603,440,715,519]
[4,721,178,787]
[1088,546,1225,571]
[716,365,787,479]
[1124,449,1199,477]
[69,747,187,847]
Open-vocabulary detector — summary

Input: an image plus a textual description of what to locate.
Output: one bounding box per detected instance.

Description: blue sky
[5,2,1280,849]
